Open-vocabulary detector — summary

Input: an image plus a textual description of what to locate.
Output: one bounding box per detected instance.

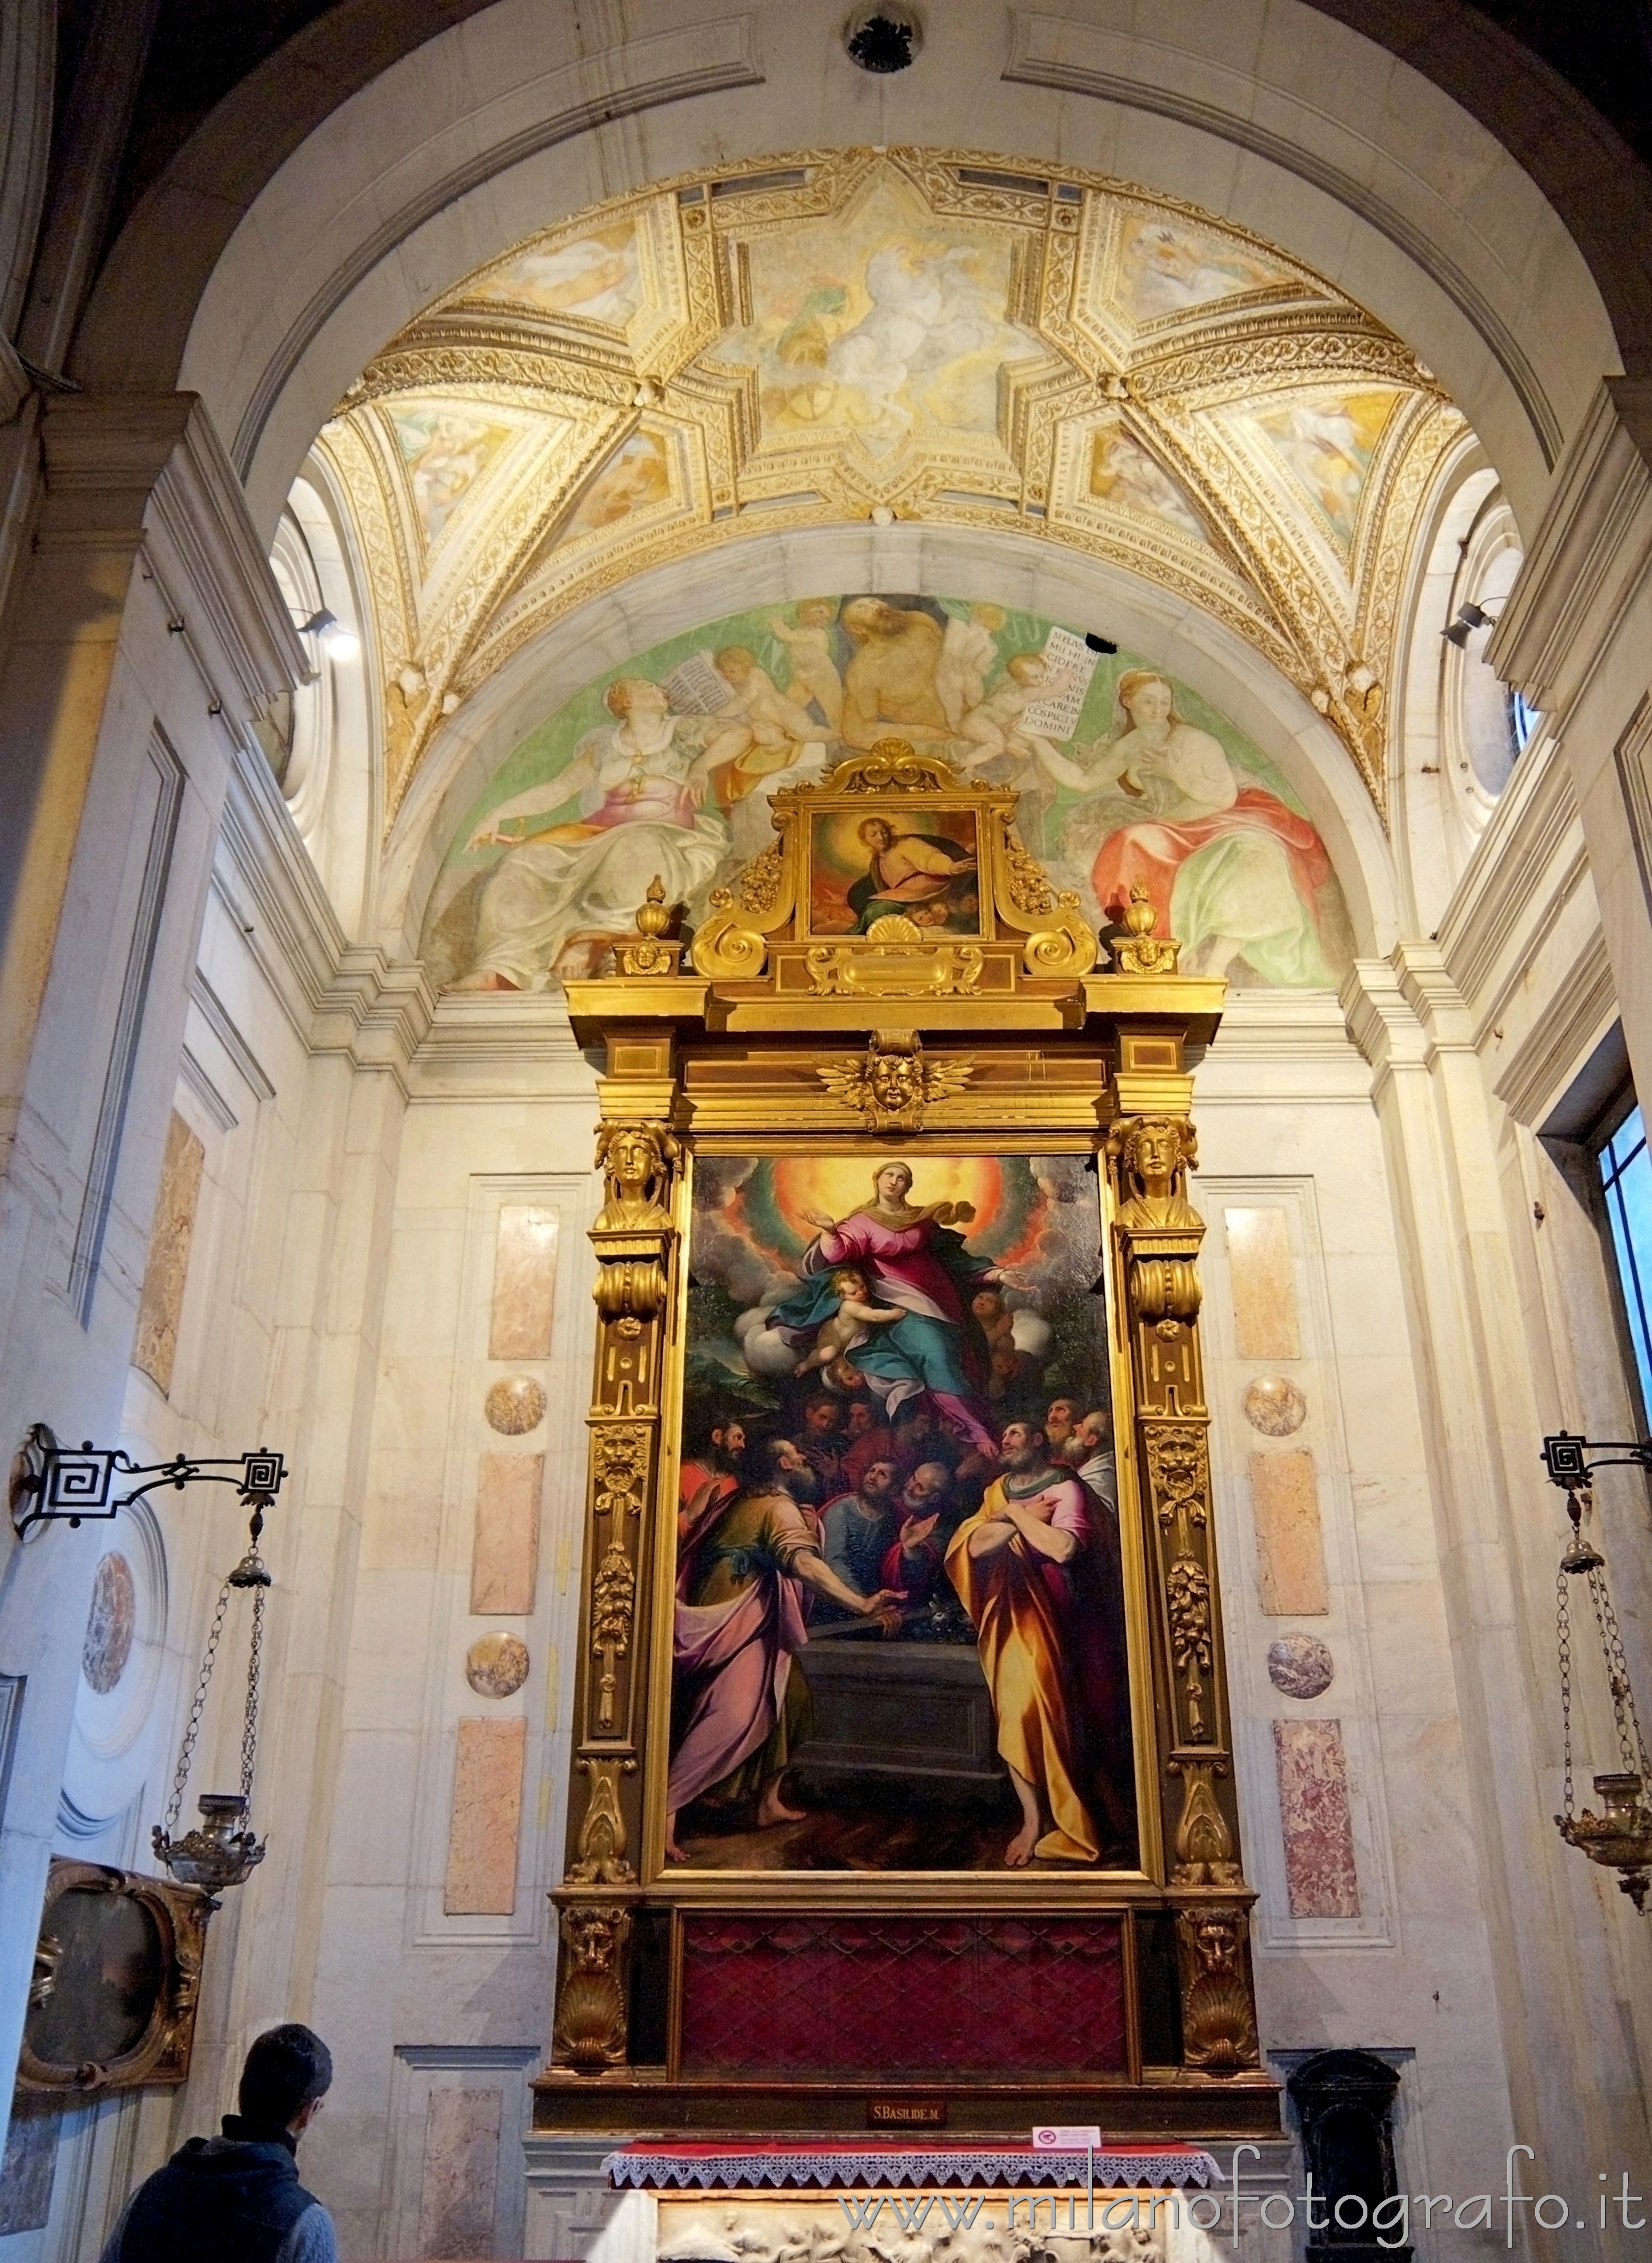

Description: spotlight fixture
[844,4,920,72]
[1442,600,1497,648]
[1085,633,1118,654]
[296,606,359,661]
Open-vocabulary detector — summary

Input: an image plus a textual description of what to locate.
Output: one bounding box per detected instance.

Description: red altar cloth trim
[605,2141,1222,2191]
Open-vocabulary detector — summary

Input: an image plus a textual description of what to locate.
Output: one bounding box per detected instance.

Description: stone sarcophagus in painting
[538,746,1274,2136]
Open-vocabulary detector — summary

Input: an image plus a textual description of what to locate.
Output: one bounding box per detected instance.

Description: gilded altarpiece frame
[537,748,1275,2138]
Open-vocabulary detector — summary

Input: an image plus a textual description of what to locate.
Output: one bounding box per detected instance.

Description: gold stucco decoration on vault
[314,147,1466,823]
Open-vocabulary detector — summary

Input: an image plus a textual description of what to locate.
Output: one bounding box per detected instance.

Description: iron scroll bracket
[1541,1430,1652,1489]
[9,1423,287,1537]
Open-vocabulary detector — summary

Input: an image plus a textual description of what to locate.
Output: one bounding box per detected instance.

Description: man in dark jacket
[99,2023,336,2262]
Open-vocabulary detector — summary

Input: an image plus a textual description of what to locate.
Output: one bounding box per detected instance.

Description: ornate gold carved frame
[18,1859,212,2098]
[539,748,1272,2135]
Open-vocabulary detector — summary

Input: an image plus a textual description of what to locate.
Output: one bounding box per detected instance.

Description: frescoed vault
[316,150,1467,827]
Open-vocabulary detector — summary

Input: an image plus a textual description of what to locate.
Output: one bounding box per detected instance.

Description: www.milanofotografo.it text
[836,2151,1646,2248]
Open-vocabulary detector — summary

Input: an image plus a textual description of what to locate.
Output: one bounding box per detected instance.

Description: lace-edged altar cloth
[605,2141,1224,2191]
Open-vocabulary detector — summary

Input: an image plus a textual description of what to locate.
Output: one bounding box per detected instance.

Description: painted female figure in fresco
[455,676,730,989]
[768,1162,1012,1454]
[1043,670,1335,985]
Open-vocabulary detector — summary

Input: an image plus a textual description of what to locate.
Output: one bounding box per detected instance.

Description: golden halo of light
[770,1155,1003,1244]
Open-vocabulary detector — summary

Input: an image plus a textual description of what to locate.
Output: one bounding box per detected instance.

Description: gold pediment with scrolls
[690,738,1093,1006]
[566,736,1225,1038]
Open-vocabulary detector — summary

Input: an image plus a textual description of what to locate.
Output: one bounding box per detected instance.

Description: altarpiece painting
[672,1148,1135,1873]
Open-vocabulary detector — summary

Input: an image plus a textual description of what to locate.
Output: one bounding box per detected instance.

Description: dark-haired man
[678,1415,745,1544]
[99,2025,335,2261]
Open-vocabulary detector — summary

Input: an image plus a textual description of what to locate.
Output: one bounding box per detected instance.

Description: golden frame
[539,741,1274,2134]
[17,1859,212,2098]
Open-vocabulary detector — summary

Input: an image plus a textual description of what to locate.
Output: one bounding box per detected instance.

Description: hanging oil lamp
[1551,1479,1652,1911]
[153,1492,273,1895]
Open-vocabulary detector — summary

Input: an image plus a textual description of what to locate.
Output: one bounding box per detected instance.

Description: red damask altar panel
[677,1914,1126,2078]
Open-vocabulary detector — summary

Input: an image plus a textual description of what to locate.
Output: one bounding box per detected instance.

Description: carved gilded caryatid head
[1116,1114,1198,1202]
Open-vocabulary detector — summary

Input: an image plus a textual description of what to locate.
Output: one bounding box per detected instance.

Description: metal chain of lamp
[8,1422,286,1897]
[152,1492,272,1895]
[1543,1433,1652,1911]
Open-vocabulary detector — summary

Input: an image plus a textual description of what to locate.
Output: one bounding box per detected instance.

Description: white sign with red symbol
[1031,2126,1102,2150]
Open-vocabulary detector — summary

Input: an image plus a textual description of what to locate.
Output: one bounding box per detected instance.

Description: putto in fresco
[667,1152,1135,1874]
[423,594,1353,994]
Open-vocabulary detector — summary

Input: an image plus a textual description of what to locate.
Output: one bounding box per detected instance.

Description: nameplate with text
[867,2100,947,2128]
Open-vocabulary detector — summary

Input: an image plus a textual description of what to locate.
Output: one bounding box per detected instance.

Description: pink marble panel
[1249,1450,1329,1615]
[134,1111,205,1394]
[444,1717,526,1915]
[417,2085,502,2258]
[1273,1718,1360,1917]
[1224,1206,1301,1360]
[489,1204,558,1359]
[470,1453,543,1614]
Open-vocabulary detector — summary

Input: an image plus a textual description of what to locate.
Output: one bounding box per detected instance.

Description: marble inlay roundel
[466,1630,531,1698]
[484,1375,546,1434]
[1243,1374,1307,1436]
[81,1552,137,1694]
[1267,1631,1335,1699]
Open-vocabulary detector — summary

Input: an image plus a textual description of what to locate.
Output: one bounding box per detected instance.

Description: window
[1599,1104,1652,1420]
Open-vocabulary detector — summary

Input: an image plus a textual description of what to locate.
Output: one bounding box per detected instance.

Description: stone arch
[71,0,1636,540]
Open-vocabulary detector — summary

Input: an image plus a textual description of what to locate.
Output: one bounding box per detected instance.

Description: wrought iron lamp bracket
[9,1423,286,1537]
[1540,1430,1652,1489]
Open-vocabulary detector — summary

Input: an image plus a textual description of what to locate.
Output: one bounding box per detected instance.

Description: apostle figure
[946,1418,1134,1867]
[666,1436,899,1860]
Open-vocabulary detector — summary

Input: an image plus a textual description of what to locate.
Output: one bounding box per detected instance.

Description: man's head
[802,1396,840,1440]
[1044,1398,1075,1449]
[858,817,895,852]
[709,1416,746,1468]
[1075,1408,1112,1453]
[858,1458,897,1506]
[901,1461,951,1517]
[844,1400,876,1440]
[747,1435,813,1499]
[240,2025,333,2135]
[891,1399,936,1448]
[999,1420,1048,1475]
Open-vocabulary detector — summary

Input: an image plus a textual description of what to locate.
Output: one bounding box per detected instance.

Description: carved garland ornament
[589,1425,649,1734]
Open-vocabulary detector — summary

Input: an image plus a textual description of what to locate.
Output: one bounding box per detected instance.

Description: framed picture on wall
[16,1859,212,2098]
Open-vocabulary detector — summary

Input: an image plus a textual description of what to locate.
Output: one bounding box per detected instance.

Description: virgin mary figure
[1038,670,1335,986]
[767,1162,1012,1454]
